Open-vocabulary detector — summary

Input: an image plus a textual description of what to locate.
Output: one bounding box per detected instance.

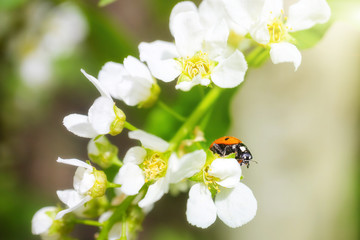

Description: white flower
[139,1,247,91]
[98,56,160,107]
[186,158,257,228]
[32,206,60,240]
[55,158,107,219]
[115,130,206,208]
[63,69,126,138]
[226,0,331,70]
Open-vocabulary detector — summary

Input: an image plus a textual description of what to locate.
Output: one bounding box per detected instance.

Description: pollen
[267,11,288,44]
[178,51,214,79]
[143,153,167,182]
[203,166,220,192]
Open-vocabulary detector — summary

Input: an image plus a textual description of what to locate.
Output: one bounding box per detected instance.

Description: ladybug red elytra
[210,136,253,167]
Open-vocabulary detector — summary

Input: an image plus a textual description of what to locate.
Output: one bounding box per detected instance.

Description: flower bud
[88,136,119,168]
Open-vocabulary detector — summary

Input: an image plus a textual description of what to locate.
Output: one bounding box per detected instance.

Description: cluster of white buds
[32,0,331,239]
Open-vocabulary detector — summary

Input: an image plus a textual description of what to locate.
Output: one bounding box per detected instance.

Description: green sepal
[47,209,75,237]
[109,105,126,136]
[89,169,107,198]
[138,81,161,108]
[81,196,109,218]
[88,136,120,168]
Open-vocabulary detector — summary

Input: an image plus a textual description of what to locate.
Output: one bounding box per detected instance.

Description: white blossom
[139,1,247,91]
[186,158,257,228]
[98,56,160,107]
[55,158,106,219]
[115,130,206,208]
[225,0,331,70]
[63,69,125,138]
[32,206,60,240]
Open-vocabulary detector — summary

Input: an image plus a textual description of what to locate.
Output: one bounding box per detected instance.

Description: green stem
[120,215,127,240]
[73,219,103,227]
[157,100,186,122]
[168,87,224,151]
[97,195,136,240]
[124,121,138,131]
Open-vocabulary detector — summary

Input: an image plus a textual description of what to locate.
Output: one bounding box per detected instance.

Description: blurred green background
[0,0,359,239]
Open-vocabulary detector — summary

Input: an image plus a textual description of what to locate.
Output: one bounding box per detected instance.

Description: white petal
[147,59,181,83]
[209,158,241,188]
[117,75,152,106]
[117,163,145,195]
[211,50,248,88]
[63,114,98,138]
[186,183,217,228]
[56,190,92,219]
[88,97,115,134]
[138,177,169,208]
[287,0,331,32]
[32,206,57,235]
[250,20,270,45]
[123,146,147,165]
[98,61,126,101]
[123,55,153,82]
[169,1,198,36]
[262,0,283,18]
[57,157,93,170]
[138,41,181,82]
[168,150,206,183]
[81,69,111,99]
[175,74,209,91]
[225,0,265,32]
[175,75,210,92]
[198,0,226,27]
[139,40,179,63]
[203,19,229,58]
[57,189,83,207]
[128,130,169,152]
[171,10,204,57]
[73,167,96,194]
[215,182,257,228]
[270,42,302,71]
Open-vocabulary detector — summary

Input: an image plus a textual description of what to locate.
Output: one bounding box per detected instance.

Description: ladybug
[210,136,253,167]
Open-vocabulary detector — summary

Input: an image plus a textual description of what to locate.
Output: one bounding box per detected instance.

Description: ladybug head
[240,152,252,161]
[236,143,253,164]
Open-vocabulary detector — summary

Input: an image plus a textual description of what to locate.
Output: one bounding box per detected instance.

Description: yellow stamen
[178,51,214,79]
[267,11,288,44]
[142,153,167,182]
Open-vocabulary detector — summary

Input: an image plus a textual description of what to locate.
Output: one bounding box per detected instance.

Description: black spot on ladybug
[225,137,229,141]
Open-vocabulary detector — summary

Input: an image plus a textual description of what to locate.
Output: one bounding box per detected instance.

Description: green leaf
[98,0,117,7]
[291,22,332,49]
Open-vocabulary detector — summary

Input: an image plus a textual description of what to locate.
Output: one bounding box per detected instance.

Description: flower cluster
[32,0,331,239]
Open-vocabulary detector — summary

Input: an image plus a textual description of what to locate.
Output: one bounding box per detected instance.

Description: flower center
[143,153,167,182]
[178,51,213,79]
[267,11,289,43]
[203,166,220,193]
